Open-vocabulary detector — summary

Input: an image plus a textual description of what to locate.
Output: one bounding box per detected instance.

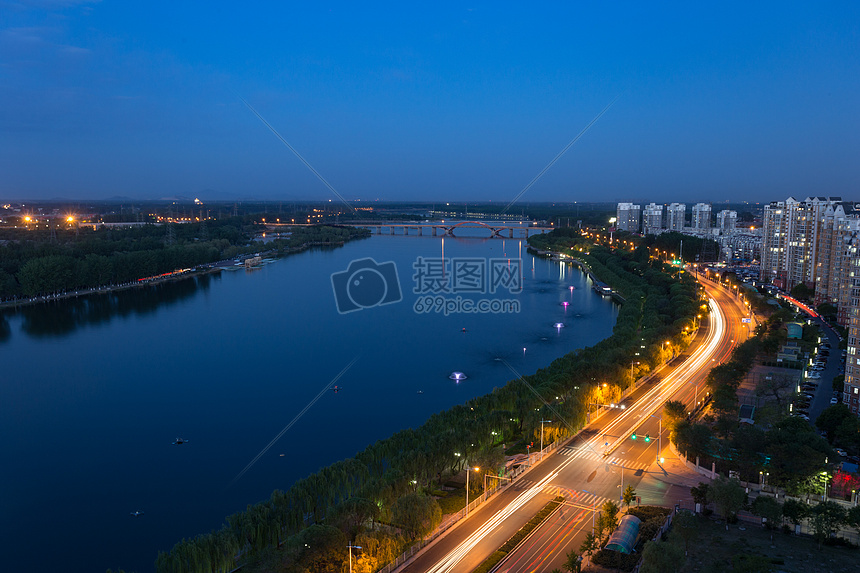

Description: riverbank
[0,239,348,311]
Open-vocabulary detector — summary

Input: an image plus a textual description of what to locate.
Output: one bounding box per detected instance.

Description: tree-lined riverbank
[152,229,705,573]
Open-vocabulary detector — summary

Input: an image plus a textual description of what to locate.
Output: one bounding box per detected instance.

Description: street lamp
[347,544,362,573]
[539,420,552,460]
[466,466,480,515]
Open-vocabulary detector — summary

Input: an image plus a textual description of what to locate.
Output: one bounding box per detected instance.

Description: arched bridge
[341,221,556,238]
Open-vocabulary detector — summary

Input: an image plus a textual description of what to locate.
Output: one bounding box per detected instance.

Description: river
[0,227,618,572]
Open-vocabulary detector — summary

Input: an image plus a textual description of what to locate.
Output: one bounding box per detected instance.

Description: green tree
[750,496,782,529]
[639,539,685,573]
[622,484,637,510]
[663,400,688,436]
[579,531,599,566]
[781,498,810,530]
[673,510,699,556]
[562,549,582,573]
[790,282,813,301]
[601,500,620,534]
[810,501,846,549]
[335,497,379,541]
[690,482,710,509]
[707,475,746,529]
[391,492,442,541]
[847,505,860,535]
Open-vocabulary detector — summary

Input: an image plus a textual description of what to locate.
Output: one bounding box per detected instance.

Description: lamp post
[347,544,362,573]
[539,420,552,460]
[466,466,480,515]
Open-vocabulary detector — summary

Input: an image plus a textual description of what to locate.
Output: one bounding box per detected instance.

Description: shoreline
[0,240,346,312]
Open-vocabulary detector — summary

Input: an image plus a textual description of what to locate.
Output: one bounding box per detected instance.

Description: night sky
[2,1,858,203]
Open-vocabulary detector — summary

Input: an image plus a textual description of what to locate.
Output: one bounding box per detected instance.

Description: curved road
[399,275,750,573]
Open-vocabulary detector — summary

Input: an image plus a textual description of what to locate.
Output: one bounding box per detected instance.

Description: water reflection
[2,273,214,341]
[0,315,10,342]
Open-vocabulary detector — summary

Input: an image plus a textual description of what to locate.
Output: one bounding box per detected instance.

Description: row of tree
[0,222,369,299]
[153,230,705,573]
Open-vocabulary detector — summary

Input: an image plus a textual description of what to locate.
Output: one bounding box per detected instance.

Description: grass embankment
[470,496,565,573]
[652,512,858,573]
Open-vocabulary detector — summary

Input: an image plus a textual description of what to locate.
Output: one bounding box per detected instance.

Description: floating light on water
[554,322,564,329]
[561,302,569,307]
[449,372,467,382]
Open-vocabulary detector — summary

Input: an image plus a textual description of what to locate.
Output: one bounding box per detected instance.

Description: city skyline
[2,2,859,202]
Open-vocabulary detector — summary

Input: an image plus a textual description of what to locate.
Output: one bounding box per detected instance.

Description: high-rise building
[814,204,860,313]
[844,243,860,414]
[666,203,685,231]
[643,203,663,235]
[692,203,712,230]
[759,197,842,291]
[616,203,641,233]
[716,210,737,234]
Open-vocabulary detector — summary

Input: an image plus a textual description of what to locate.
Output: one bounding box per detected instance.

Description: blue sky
[1,1,858,203]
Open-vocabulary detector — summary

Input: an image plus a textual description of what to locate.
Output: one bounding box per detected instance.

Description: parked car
[836,448,848,457]
[830,397,839,404]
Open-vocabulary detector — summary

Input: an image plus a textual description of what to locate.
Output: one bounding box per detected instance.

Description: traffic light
[644,434,651,442]
[631,432,637,440]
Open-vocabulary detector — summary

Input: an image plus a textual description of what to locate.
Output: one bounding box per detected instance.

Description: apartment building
[692,203,712,230]
[759,197,842,291]
[643,203,663,235]
[716,210,737,234]
[666,203,686,231]
[616,203,641,233]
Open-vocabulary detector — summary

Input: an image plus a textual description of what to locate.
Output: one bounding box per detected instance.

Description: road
[400,276,750,573]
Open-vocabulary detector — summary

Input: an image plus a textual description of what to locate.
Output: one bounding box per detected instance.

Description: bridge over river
[339,220,556,238]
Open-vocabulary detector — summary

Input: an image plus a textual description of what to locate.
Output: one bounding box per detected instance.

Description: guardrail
[377,438,567,573]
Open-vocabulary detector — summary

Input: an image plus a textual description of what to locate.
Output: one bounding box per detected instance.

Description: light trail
[424,456,579,573]
[419,291,732,573]
[587,295,726,457]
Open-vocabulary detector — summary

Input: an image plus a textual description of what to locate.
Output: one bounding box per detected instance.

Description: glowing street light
[466,466,480,515]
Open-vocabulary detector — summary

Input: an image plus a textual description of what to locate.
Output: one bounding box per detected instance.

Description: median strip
[470,496,565,573]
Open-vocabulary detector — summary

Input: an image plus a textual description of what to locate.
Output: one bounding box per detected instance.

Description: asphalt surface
[400,277,749,573]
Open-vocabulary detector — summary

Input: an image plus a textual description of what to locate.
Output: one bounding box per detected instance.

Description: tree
[663,400,687,435]
[579,531,599,566]
[391,492,442,541]
[690,482,709,509]
[335,497,379,541]
[790,282,813,301]
[672,510,699,556]
[750,496,782,529]
[639,539,685,573]
[810,501,846,548]
[622,484,637,510]
[815,404,854,442]
[782,498,809,530]
[847,505,860,536]
[562,549,582,573]
[601,500,620,534]
[707,475,746,529]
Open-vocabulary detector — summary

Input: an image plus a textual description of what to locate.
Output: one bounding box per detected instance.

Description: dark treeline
[0,222,368,300]
[643,231,721,263]
[669,308,835,494]
[152,229,704,573]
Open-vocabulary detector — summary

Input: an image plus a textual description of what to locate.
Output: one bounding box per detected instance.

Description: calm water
[0,230,618,573]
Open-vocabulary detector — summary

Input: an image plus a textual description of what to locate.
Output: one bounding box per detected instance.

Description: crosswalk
[557,445,652,473]
[508,478,611,509]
